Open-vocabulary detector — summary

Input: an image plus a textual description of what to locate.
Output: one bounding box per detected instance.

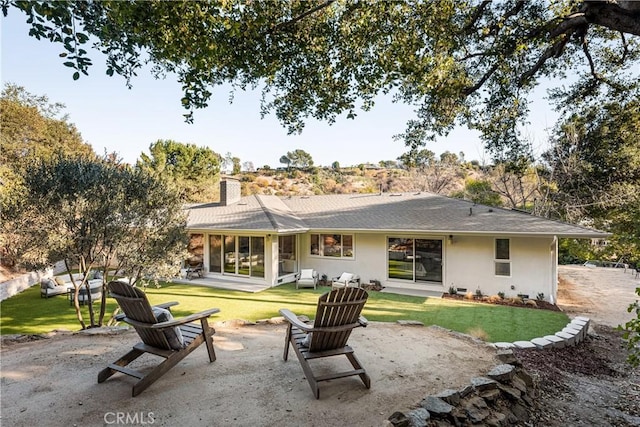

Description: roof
[185,192,609,238]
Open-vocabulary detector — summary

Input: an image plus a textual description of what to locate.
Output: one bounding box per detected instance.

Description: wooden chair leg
[346,352,371,389]
[97,348,144,384]
[200,319,216,362]
[283,323,292,361]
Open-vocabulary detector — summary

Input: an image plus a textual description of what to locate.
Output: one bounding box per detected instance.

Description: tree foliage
[285,149,314,168]
[137,139,221,203]
[4,156,188,329]
[5,1,639,159]
[0,83,95,268]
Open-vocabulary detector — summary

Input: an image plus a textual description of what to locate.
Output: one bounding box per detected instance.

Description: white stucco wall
[192,230,557,300]
[297,232,556,301]
[445,235,556,300]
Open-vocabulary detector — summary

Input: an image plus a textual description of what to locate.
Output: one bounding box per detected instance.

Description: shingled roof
[186,192,607,238]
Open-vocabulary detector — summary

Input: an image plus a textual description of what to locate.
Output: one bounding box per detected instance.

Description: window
[495,238,511,276]
[309,233,354,258]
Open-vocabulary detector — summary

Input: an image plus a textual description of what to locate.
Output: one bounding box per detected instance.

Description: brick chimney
[219,179,241,206]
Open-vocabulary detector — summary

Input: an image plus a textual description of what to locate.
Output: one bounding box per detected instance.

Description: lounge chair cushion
[299,269,315,280]
[337,272,353,283]
[43,278,57,289]
[152,307,185,350]
[302,332,313,347]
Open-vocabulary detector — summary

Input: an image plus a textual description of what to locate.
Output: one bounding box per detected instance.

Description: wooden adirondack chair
[279,287,370,399]
[98,280,220,396]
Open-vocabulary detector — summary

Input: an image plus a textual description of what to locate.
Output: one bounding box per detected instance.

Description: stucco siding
[446,235,555,299]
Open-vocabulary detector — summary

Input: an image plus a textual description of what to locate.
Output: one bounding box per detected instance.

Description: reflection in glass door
[209,235,222,273]
[388,237,442,283]
[415,239,442,282]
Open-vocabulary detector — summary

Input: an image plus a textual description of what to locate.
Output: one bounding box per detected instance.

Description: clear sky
[1,10,559,168]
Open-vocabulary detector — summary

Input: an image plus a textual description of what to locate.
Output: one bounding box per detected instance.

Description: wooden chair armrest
[121,308,220,329]
[279,309,314,332]
[150,308,221,329]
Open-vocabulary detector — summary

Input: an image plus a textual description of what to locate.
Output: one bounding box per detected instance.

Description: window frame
[309,233,354,259]
[494,238,511,277]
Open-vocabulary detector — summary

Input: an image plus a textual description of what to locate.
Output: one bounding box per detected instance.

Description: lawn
[0,281,569,342]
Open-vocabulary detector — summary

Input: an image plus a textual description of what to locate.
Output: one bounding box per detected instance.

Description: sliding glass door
[388,237,442,283]
[209,234,265,278]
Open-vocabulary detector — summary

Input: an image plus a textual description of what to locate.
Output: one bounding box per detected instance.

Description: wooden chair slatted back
[107,281,172,350]
[309,288,368,352]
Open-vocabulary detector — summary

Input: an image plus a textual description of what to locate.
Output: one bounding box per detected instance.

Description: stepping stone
[513,340,536,349]
[493,342,515,349]
[555,331,576,346]
[543,335,566,348]
[531,337,554,349]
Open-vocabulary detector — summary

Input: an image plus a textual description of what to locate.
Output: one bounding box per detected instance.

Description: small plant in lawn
[467,326,489,341]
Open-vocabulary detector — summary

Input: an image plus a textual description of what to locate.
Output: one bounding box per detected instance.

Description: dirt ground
[521,265,640,427]
[1,265,638,427]
[0,321,497,427]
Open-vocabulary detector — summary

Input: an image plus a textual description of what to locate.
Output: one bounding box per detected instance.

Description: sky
[1,10,560,168]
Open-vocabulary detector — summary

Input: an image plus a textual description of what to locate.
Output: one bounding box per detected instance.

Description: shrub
[525,299,538,307]
[464,291,475,300]
[497,291,505,299]
[487,295,502,303]
[448,286,457,295]
[505,297,522,305]
[536,292,545,301]
[475,288,483,298]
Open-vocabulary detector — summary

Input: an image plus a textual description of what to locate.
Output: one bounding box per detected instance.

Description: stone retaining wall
[386,317,591,426]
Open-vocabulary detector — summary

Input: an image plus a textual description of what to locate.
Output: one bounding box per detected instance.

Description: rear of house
[185,180,607,302]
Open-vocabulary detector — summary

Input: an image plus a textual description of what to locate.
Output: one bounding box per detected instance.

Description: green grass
[0,282,569,342]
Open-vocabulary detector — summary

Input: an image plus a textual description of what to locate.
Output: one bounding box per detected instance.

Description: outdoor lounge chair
[296,269,318,289]
[98,280,220,396]
[331,272,360,289]
[279,287,370,399]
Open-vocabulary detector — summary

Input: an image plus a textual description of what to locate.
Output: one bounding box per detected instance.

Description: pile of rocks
[386,349,537,426]
[386,316,593,426]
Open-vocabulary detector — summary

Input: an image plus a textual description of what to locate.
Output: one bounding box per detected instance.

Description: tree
[0,83,95,268]
[331,161,340,171]
[279,155,291,169]
[231,156,241,175]
[137,140,221,203]
[286,149,314,168]
[0,83,94,173]
[453,178,503,207]
[7,1,639,159]
[4,156,188,329]
[542,99,640,224]
[242,161,255,172]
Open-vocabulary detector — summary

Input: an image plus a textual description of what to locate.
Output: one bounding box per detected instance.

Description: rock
[487,364,516,383]
[459,385,474,398]
[514,369,535,387]
[498,383,521,401]
[513,340,536,349]
[420,396,454,417]
[464,396,490,423]
[493,342,515,350]
[388,411,410,427]
[543,335,566,348]
[471,377,498,391]
[480,388,501,403]
[396,320,424,326]
[434,389,460,406]
[555,331,576,346]
[530,337,554,349]
[496,349,518,365]
[406,408,430,427]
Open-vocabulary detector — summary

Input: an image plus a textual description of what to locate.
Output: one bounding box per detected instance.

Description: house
[185,179,608,302]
